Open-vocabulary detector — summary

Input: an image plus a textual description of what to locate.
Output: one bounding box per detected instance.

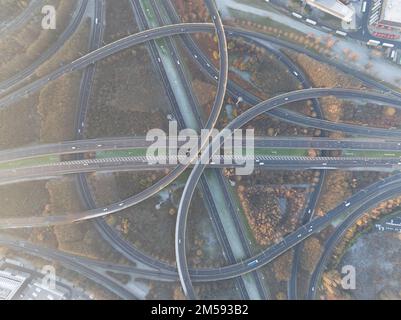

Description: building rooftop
[306,0,354,23]
[19,282,66,300]
[381,0,401,25]
[0,270,27,300]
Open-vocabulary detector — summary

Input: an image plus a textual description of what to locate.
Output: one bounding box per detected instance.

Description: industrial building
[306,0,355,23]
[0,259,74,300]
[0,270,27,300]
[378,0,401,29]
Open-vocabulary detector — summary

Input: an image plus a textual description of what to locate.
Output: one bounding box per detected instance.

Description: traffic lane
[2,155,401,186]
[5,135,401,164]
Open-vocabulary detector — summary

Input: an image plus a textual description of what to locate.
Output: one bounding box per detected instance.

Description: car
[306,18,317,26]
[291,12,302,19]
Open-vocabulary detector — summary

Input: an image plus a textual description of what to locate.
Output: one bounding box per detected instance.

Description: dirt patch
[85,47,170,138]
[325,232,401,299]
[316,171,353,217]
[103,0,139,44]
[0,0,30,20]
[0,95,40,148]
[37,72,82,143]
[0,181,49,218]
[238,184,307,246]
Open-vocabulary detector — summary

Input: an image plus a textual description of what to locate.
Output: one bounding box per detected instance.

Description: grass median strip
[343,150,401,158]
[0,156,60,170]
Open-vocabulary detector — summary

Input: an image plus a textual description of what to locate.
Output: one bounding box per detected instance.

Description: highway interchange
[2,0,401,300]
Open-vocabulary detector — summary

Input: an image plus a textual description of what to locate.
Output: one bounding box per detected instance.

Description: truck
[367,39,380,46]
[362,1,367,13]
[335,30,347,37]
[383,42,394,48]
[247,259,259,267]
